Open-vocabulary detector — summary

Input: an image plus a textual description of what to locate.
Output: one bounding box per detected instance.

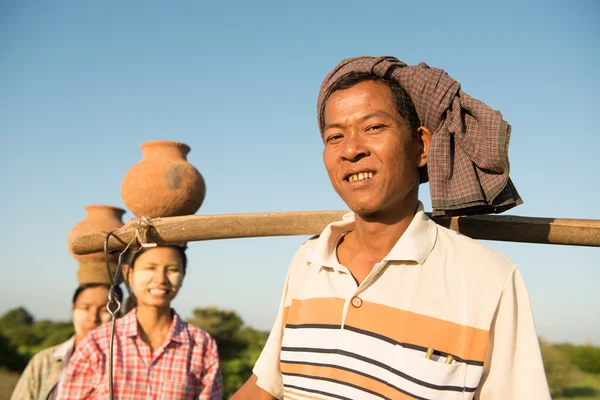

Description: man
[233,56,550,399]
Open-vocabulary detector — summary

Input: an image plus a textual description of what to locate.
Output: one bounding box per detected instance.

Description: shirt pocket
[387,345,469,400]
[158,376,199,400]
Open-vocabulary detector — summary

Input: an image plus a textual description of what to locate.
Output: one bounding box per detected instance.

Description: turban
[317,56,522,216]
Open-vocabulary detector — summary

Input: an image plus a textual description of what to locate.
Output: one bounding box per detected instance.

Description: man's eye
[326,134,343,143]
[366,124,384,131]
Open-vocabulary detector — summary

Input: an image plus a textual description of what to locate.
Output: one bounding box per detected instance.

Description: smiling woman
[124,246,187,313]
[57,245,224,399]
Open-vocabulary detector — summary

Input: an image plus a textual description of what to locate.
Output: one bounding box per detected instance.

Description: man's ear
[416,126,433,168]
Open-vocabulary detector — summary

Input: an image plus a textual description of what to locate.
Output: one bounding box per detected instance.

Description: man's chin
[347,203,383,219]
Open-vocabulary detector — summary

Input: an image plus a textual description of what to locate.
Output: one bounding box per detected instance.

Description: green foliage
[37,324,74,351]
[0,308,74,370]
[187,307,268,398]
[554,343,600,374]
[540,339,580,396]
[0,307,34,327]
[0,334,28,372]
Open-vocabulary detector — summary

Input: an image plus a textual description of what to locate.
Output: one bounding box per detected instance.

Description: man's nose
[341,134,369,162]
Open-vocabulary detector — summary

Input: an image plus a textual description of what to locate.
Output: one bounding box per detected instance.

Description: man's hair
[72,283,122,305]
[319,72,421,139]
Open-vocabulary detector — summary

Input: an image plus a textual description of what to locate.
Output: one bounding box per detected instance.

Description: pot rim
[140,140,191,154]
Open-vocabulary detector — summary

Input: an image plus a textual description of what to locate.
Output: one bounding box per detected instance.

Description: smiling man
[233,56,550,399]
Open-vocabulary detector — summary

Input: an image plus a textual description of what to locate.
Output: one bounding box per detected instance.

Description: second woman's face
[72,286,111,344]
[129,247,185,309]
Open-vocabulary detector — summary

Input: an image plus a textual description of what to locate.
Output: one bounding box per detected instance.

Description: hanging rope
[103,217,155,400]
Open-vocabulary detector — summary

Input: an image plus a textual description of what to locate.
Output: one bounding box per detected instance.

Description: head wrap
[317,56,522,216]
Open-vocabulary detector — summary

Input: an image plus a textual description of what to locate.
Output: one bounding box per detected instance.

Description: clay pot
[77,260,117,285]
[67,205,126,263]
[121,140,206,217]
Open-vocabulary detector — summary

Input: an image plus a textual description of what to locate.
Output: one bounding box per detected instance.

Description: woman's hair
[72,283,123,305]
[127,245,188,273]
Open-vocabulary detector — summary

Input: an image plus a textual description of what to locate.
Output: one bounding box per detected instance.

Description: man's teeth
[149,289,167,295]
[348,172,374,182]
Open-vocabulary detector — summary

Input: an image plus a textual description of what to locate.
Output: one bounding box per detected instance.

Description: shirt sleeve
[476,266,551,399]
[57,335,103,399]
[252,258,295,399]
[10,357,38,400]
[198,335,224,400]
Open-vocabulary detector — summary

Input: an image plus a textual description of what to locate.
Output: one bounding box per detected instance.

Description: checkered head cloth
[317,56,523,216]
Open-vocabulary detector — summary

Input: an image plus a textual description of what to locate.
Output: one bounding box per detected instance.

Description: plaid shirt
[58,309,223,399]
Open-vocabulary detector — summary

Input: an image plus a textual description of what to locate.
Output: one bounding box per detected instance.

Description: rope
[102,216,155,400]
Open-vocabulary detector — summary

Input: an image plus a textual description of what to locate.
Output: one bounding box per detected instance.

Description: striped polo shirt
[253,202,550,399]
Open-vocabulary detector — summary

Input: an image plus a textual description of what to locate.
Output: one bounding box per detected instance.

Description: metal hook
[135,227,157,248]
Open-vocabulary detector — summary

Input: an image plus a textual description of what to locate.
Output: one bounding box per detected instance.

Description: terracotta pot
[121,140,206,217]
[67,205,125,263]
[77,260,119,285]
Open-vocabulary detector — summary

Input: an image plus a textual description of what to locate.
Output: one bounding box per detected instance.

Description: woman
[10,283,123,400]
[59,245,223,399]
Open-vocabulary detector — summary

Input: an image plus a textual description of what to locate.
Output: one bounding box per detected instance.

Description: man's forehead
[324,81,396,122]
[326,80,392,106]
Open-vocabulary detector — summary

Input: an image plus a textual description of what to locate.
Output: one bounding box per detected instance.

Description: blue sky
[1,0,598,344]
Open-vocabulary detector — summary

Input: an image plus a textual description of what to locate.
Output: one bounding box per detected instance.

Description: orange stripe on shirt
[346,301,489,362]
[286,297,345,326]
[284,297,488,362]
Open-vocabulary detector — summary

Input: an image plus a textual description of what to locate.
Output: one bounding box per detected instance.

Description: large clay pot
[67,205,126,263]
[121,140,206,217]
[68,205,125,285]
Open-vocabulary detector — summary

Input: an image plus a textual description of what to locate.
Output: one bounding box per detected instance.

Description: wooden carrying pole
[71,211,600,256]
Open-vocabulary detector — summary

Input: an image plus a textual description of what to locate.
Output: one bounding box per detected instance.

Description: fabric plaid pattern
[316,56,523,216]
[58,309,223,399]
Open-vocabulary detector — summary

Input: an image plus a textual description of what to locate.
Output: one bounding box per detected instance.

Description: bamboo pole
[70,211,600,256]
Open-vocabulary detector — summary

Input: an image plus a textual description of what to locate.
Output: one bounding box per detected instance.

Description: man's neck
[350,199,419,260]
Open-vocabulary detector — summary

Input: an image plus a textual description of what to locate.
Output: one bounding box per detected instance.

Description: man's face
[322,80,423,217]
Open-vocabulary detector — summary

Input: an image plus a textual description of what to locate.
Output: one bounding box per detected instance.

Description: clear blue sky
[1,0,598,344]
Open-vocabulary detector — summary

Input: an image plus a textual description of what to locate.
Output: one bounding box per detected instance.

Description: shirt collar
[120,308,189,344]
[52,336,75,362]
[307,201,437,269]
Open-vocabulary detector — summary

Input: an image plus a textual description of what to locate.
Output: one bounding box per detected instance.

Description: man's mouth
[345,171,375,183]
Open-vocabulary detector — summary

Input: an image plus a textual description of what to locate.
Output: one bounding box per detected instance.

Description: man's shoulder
[301,234,320,250]
[290,235,321,266]
[434,223,516,278]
